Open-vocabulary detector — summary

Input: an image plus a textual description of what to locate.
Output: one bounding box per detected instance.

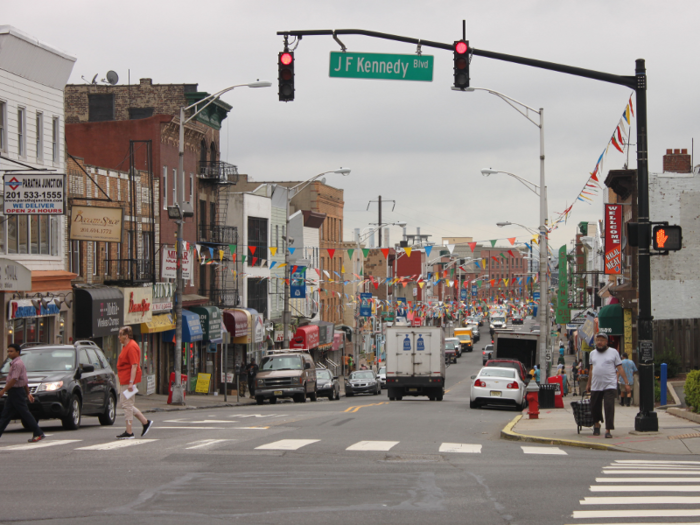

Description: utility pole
[367,196,395,248]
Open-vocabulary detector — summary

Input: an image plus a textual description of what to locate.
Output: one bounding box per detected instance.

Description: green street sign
[330,51,433,82]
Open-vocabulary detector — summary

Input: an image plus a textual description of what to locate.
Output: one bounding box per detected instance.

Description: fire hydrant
[526,378,540,419]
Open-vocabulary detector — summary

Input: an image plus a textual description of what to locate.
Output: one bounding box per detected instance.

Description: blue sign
[472,284,477,297]
[360,293,373,317]
[533,292,540,300]
[417,335,425,352]
[402,334,411,351]
[396,297,407,317]
[460,289,467,300]
[290,267,306,299]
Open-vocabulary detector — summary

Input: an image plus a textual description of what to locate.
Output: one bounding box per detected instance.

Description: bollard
[660,362,667,406]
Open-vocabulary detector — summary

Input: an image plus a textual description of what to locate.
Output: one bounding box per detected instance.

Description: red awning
[332,332,344,351]
[222,310,248,337]
[291,325,319,349]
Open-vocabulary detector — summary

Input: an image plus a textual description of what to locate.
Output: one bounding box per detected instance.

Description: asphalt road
[1,321,698,524]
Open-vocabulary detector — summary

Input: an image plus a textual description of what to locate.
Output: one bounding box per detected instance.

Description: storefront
[291,324,319,351]
[73,284,124,370]
[312,320,335,364]
[249,310,266,364]
[7,299,61,347]
[190,306,222,394]
[597,302,624,355]
[161,310,204,393]
[119,286,154,394]
[222,309,251,383]
[149,283,175,394]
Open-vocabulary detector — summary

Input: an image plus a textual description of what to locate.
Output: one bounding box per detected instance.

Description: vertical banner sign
[605,204,623,275]
[290,267,306,299]
[556,245,571,324]
[360,293,373,317]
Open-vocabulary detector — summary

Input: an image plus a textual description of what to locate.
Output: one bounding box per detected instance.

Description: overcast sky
[7,0,698,252]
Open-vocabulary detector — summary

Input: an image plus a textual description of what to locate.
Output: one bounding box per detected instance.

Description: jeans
[0,388,43,438]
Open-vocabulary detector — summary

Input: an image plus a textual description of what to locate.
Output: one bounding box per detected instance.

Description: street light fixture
[170,80,271,405]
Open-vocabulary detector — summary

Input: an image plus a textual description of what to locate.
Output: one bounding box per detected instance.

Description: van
[254,350,317,405]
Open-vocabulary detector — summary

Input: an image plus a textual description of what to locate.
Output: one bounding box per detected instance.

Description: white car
[377,366,386,389]
[470,367,527,411]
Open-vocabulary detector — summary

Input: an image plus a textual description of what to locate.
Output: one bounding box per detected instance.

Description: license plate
[490,391,502,397]
[273,391,283,396]
[409,388,418,392]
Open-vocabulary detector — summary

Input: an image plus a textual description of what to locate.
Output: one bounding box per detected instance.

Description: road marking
[156,426,231,430]
[605,464,700,470]
[580,496,700,505]
[163,419,237,424]
[344,402,388,413]
[227,414,282,418]
[0,439,81,451]
[235,426,270,430]
[521,446,567,455]
[255,439,319,451]
[573,509,700,519]
[439,443,482,454]
[590,484,700,492]
[185,439,232,449]
[603,470,700,475]
[76,439,158,451]
[615,459,700,465]
[346,441,399,451]
[596,477,700,482]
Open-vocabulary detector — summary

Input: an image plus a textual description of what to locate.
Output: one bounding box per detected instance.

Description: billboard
[604,204,623,275]
[161,245,193,280]
[360,293,372,317]
[70,206,123,242]
[3,173,66,214]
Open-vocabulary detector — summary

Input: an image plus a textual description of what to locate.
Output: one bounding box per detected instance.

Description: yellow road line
[344,402,388,413]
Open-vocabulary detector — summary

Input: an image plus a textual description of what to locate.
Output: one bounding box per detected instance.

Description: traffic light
[278,51,294,102]
[652,225,682,251]
[453,40,470,89]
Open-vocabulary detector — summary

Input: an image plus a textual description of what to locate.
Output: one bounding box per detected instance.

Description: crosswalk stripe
[573,509,700,519]
[615,460,700,465]
[581,496,700,505]
[185,439,231,449]
[596,477,700,483]
[255,439,319,450]
[567,522,700,525]
[0,439,81,451]
[605,465,700,470]
[521,446,567,455]
[76,439,158,451]
[346,441,399,451]
[603,470,700,475]
[439,443,482,454]
[590,485,700,492]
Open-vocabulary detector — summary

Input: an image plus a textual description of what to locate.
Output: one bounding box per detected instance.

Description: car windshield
[12,349,76,372]
[445,342,458,349]
[316,369,332,380]
[480,368,516,379]
[350,371,374,380]
[260,355,303,371]
[532,325,541,331]
[492,317,506,324]
[484,345,494,351]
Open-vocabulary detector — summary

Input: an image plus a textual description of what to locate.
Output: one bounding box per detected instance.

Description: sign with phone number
[3,174,66,215]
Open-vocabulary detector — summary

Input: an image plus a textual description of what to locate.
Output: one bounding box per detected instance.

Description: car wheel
[269,397,277,404]
[470,400,479,409]
[309,391,317,402]
[294,393,307,403]
[98,394,117,426]
[515,403,523,411]
[328,392,334,401]
[256,396,264,405]
[428,395,435,401]
[396,395,403,401]
[62,395,82,430]
[436,393,444,401]
[346,392,354,397]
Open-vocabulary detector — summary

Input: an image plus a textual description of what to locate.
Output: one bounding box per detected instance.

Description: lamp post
[169,80,270,405]
[282,169,351,349]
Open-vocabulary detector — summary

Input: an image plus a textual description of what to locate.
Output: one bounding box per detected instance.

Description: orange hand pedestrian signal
[652,225,682,251]
[656,228,669,248]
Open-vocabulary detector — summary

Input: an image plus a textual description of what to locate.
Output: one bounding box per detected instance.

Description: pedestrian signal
[453,40,470,89]
[278,51,294,102]
[652,225,682,251]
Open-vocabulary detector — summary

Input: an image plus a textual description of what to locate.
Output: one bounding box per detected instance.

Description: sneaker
[141,420,153,437]
[28,434,45,443]
[116,432,135,440]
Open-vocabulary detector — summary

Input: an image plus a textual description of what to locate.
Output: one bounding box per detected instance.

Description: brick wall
[662,148,691,173]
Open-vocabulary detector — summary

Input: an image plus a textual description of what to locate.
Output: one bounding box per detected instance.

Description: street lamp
[170,80,271,405]
[282,168,351,349]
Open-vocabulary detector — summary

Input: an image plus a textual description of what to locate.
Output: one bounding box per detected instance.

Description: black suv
[0,341,118,430]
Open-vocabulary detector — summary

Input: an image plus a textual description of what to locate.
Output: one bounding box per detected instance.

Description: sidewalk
[116,393,256,416]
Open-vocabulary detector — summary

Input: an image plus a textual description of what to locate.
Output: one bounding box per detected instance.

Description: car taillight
[507,382,519,389]
[474,379,486,387]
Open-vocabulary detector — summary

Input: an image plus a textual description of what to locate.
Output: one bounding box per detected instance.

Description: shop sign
[152,283,174,312]
[93,297,122,336]
[191,306,222,341]
[3,173,65,214]
[8,299,61,320]
[69,206,123,242]
[274,330,293,343]
[604,204,623,275]
[146,375,156,396]
[360,293,372,317]
[120,287,153,325]
[253,314,265,344]
[195,373,211,393]
[161,245,193,280]
[0,259,31,291]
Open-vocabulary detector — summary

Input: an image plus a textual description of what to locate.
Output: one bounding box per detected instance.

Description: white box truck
[385,327,445,401]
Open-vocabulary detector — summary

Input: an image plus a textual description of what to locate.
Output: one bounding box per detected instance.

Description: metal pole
[634,58,658,432]
[378,195,382,247]
[171,107,186,406]
[538,107,548,385]
[223,343,227,403]
[283,193,291,348]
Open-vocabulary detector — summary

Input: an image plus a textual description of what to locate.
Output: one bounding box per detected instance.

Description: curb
[668,407,700,424]
[500,414,617,452]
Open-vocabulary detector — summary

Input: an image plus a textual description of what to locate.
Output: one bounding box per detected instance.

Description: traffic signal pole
[276,26,656,431]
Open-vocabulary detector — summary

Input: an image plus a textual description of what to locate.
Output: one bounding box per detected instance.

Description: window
[35,112,43,161]
[104,242,110,275]
[69,240,80,275]
[247,278,268,317]
[88,94,115,122]
[275,225,279,249]
[247,217,267,267]
[17,108,26,157]
[127,231,133,260]
[128,107,154,120]
[51,117,59,162]
[142,232,151,263]
[0,100,6,152]
[162,166,168,209]
[189,173,194,202]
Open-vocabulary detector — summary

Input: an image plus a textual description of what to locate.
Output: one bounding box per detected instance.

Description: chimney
[663,148,691,173]
[139,78,152,86]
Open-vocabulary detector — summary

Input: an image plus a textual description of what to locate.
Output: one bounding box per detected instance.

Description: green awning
[597,303,623,336]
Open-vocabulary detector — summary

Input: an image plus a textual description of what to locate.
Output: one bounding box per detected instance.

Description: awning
[597,303,624,336]
[141,313,175,333]
[161,309,203,343]
[291,324,319,349]
[74,285,124,338]
[222,309,251,343]
[182,294,210,307]
[332,332,344,351]
[311,320,335,345]
[189,306,222,342]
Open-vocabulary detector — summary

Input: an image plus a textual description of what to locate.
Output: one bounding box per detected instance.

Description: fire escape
[198,160,239,308]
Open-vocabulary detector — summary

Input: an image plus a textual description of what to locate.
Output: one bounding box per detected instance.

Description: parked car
[512,316,524,325]
[530,325,541,333]
[377,366,387,388]
[445,337,461,358]
[345,370,381,396]
[0,341,118,430]
[255,350,317,404]
[484,358,529,383]
[470,366,527,410]
[315,368,340,400]
[482,344,494,365]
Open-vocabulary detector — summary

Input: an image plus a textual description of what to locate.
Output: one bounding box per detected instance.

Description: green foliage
[655,349,682,379]
[684,370,700,412]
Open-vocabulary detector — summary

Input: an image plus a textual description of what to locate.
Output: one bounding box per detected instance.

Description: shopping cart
[570,394,594,434]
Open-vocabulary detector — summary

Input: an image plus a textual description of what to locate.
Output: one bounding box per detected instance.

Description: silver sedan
[345,370,381,396]
[470,367,527,410]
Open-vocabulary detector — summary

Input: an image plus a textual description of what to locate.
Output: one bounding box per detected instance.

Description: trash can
[538,383,557,409]
[167,372,188,404]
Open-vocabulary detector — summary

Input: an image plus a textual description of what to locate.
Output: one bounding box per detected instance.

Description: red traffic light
[280,52,293,66]
[455,41,468,54]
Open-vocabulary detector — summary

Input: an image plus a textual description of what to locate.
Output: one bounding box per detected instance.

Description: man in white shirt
[586,333,629,438]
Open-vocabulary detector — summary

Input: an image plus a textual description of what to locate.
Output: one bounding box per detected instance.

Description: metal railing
[202,288,239,308]
[198,224,238,245]
[198,161,239,184]
[104,259,154,283]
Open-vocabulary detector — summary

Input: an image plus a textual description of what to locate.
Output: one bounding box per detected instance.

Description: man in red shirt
[0,344,45,442]
[116,326,153,440]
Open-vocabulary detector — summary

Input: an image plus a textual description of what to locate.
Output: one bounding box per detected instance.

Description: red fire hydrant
[526,379,540,419]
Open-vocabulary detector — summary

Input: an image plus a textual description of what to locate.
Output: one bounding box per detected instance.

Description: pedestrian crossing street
[569,459,700,523]
[0,436,569,456]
